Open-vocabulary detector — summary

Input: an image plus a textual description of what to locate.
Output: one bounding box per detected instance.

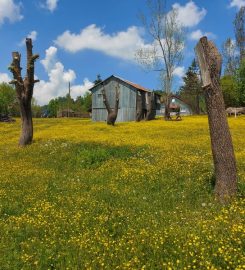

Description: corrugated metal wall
[91,78,137,122]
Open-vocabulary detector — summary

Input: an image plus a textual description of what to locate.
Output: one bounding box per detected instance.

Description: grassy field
[0,116,244,270]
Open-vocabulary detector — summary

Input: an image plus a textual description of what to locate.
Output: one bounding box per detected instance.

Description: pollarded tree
[195,37,237,202]
[102,84,120,126]
[9,38,39,146]
[136,0,185,120]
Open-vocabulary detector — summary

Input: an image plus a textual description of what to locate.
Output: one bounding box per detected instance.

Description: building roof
[89,75,151,93]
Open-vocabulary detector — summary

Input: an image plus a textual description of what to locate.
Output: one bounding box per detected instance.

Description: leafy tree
[235,59,245,106]
[31,98,42,118]
[220,75,239,107]
[0,83,17,115]
[47,98,59,117]
[178,60,204,114]
[75,92,92,113]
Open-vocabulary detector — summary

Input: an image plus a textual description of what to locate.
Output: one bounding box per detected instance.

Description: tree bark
[136,92,144,122]
[146,93,156,120]
[195,37,237,202]
[9,38,39,146]
[102,84,120,126]
[164,94,171,120]
[196,93,200,114]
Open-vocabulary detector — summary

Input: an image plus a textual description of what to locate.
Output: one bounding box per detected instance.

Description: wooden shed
[89,75,161,122]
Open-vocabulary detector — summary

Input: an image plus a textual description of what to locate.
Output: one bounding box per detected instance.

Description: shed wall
[91,78,137,122]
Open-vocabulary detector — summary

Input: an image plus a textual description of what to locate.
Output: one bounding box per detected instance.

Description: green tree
[0,83,17,115]
[47,99,59,117]
[178,60,204,114]
[75,92,92,113]
[31,98,42,118]
[235,59,245,106]
[221,75,239,107]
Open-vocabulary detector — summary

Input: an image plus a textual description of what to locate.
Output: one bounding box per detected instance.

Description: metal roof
[89,75,151,92]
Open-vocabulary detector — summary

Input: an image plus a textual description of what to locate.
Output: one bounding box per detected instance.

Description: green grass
[0,116,244,269]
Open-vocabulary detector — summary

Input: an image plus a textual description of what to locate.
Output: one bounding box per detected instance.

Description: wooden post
[195,37,237,202]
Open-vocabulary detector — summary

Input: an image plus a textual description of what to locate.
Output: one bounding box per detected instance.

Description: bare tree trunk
[136,92,143,122]
[19,100,33,145]
[9,38,39,146]
[196,93,200,114]
[146,93,156,120]
[102,84,120,126]
[164,94,171,120]
[196,37,237,202]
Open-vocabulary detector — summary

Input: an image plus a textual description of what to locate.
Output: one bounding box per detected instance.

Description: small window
[98,93,102,98]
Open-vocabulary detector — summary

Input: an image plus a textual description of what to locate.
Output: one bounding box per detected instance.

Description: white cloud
[172,1,207,27]
[173,66,185,78]
[34,46,93,105]
[40,46,58,71]
[0,0,23,25]
[55,24,145,61]
[229,0,245,8]
[20,30,38,46]
[189,29,216,41]
[42,0,59,12]
[0,73,11,83]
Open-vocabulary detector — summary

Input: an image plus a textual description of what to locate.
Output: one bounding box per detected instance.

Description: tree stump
[195,37,237,202]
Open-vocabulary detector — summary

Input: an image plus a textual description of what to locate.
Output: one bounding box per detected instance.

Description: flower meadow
[0,116,244,270]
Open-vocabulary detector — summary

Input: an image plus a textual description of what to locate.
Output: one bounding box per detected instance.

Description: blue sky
[0,0,243,105]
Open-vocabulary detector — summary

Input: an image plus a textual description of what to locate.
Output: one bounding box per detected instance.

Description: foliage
[47,93,92,117]
[221,75,239,107]
[178,60,205,114]
[31,98,43,118]
[235,59,245,106]
[75,92,92,113]
[0,117,244,269]
[0,83,18,115]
